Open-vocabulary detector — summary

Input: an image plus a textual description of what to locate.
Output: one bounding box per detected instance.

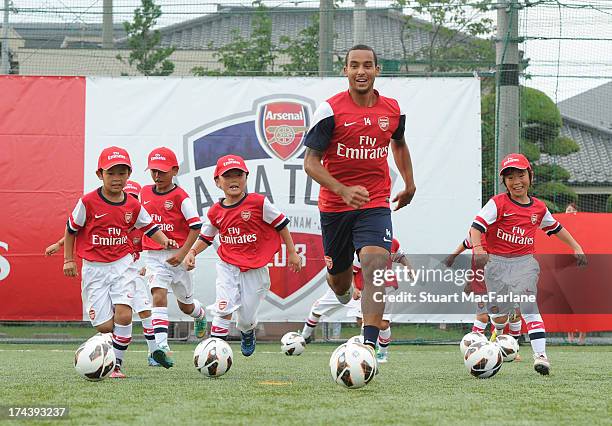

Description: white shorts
[484,254,540,316]
[311,287,349,317]
[132,258,151,313]
[81,254,139,327]
[346,287,394,322]
[143,249,194,304]
[207,259,271,332]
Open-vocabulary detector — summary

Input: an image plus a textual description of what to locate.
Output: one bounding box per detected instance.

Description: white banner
[85,77,481,322]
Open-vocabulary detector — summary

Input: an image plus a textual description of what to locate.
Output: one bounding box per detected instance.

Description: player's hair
[345,44,378,66]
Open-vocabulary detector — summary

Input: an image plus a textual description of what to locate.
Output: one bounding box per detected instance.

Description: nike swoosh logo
[344,121,357,127]
[503,213,515,217]
[94,214,108,219]
[143,201,151,205]
[383,237,392,242]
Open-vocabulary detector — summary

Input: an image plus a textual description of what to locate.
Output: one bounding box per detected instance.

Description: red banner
[536,213,612,332]
[0,76,85,320]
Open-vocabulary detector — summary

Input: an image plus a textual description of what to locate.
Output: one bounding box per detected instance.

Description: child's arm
[469,227,489,268]
[554,228,587,266]
[444,242,466,267]
[166,229,200,267]
[45,236,65,256]
[62,230,78,277]
[279,227,302,272]
[183,238,211,271]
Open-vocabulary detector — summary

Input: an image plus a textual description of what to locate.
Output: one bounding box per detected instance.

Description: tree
[391,0,495,73]
[481,87,580,212]
[117,0,175,76]
[192,1,276,76]
[278,14,319,76]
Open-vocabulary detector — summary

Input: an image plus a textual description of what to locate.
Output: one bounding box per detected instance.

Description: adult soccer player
[303,44,416,350]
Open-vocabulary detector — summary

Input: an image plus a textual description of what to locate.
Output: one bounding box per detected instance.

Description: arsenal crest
[378,116,390,131]
[255,98,311,161]
[241,210,251,221]
[164,200,174,210]
[125,211,133,223]
[531,214,538,224]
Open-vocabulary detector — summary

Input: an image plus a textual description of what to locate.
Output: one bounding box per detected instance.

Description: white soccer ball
[464,341,503,379]
[74,339,116,381]
[90,332,113,346]
[495,335,519,362]
[281,332,306,356]
[193,338,233,378]
[329,342,377,389]
[346,335,364,345]
[460,332,488,356]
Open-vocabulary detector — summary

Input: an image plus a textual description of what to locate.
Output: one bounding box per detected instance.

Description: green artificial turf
[1,343,611,425]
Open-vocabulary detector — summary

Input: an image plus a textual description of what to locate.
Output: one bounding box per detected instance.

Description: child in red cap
[469,153,586,375]
[185,154,302,357]
[63,146,176,378]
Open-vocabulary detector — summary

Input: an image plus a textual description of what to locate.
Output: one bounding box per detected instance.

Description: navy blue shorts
[320,207,392,275]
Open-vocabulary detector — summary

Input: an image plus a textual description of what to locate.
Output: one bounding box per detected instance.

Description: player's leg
[145,251,174,368]
[302,287,345,343]
[235,266,271,357]
[110,304,133,378]
[353,208,392,350]
[377,318,391,363]
[300,310,321,343]
[472,310,489,334]
[320,211,356,303]
[173,267,207,339]
[132,271,158,366]
[208,260,241,341]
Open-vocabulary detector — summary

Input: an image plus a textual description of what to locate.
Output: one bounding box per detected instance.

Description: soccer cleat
[152,344,174,369]
[533,354,551,375]
[148,354,161,367]
[194,316,207,339]
[110,365,126,378]
[376,348,389,364]
[300,331,314,344]
[490,329,498,342]
[240,330,256,357]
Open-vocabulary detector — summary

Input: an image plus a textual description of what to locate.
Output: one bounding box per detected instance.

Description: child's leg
[235,267,271,334]
[378,319,391,352]
[151,287,170,349]
[472,305,488,334]
[211,315,232,340]
[173,267,207,338]
[301,310,321,340]
[138,310,157,355]
[209,260,241,340]
[112,304,133,368]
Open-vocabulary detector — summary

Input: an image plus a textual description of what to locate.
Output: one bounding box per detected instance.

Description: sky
[6,0,612,102]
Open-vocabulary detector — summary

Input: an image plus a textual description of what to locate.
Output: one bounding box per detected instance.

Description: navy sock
[363,325,380,349]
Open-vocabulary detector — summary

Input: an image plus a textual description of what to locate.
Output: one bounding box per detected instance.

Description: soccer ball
[90,332,113,346]
[281,332,306,356]
[74,339,116,381]
[329,342,377,389]
[193,337,233,378]
[346,335,364,345]
[464,341,503,379]
[495,335,519,362]
[460,332,487,356]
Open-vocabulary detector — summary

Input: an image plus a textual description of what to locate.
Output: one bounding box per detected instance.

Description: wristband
[64,259,75,264]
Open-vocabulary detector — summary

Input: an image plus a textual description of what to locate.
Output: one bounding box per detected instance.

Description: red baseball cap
[146,147,179,172]
[214,155,249,178]
[98,146,132,170]
[123,180,141,196]
[499,153,531,176]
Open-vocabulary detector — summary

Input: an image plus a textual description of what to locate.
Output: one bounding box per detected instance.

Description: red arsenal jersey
[140,185,202,250]
[304,90,405,213]
[472,193,562,256]
[199,193,289,271]
[67,188,158,262]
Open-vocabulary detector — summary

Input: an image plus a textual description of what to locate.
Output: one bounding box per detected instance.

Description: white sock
[509,320,522,339]
[141,315,157,354]
[527,320,546,356]
[378,327,391,351]
[112,322,132,367]
[472,319,487,334]
[152,307,169,348]
[302,312,318,337]
[211,317,231,340]
[189,299,206,320]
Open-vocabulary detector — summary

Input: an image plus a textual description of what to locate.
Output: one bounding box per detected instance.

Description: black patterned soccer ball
[74,339,116,381]
[281,332,306,356]
[329,342,377,389]
[464,341,503,379]
[193,337,233,378]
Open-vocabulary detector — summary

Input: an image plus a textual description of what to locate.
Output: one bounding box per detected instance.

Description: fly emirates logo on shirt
[496,226,534,246]
[92,227,129,246]
[151,213,175,232]
[336,135,389,160]
[220,226,257,245]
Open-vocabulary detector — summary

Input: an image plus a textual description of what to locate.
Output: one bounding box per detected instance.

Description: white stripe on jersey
[180,197,202,227]
[308,101,333,130]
